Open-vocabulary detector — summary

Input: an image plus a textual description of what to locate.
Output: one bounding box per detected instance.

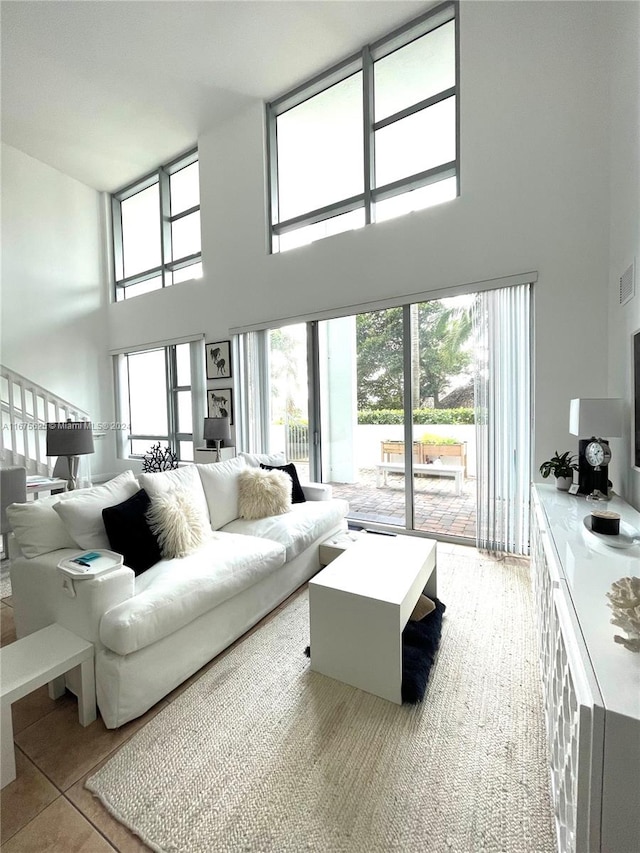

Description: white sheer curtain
[473,283,532,554]
[235,331,270,453]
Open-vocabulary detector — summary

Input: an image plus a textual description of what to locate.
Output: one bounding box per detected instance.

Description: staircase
[0,365,91,476]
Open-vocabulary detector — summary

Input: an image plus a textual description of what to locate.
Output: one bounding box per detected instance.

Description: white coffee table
[1,623,95,788]
[309,534,437,704]
[318,529,368,566]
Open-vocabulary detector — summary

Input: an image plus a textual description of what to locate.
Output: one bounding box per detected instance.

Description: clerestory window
[111,149,202,300]
[267,2,458,252]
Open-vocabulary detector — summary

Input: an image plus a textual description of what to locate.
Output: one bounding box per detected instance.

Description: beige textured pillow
[410,594,436,621]
[237,468,292,520]
[146,489,211,559]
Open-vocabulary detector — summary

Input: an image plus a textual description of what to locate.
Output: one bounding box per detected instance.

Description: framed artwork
[206,340,232,379]
[633,328,640,471]
[208,388,233,425]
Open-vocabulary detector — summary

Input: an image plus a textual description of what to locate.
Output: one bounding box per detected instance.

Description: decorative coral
[142,443,178,473]
[606,576,640,653]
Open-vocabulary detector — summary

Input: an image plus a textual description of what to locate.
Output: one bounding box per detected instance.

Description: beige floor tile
[15,699,168,792]
[0,601,17,647]
[11,683,76,735]
[0,749,60,844]
[2,595,13,607]
[1,796,115,852]
[67,761,152,853]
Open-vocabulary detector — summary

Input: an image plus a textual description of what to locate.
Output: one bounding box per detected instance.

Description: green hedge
[358,408,474,425]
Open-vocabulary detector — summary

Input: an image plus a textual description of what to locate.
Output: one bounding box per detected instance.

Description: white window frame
[114,337,206,461]
[266,1,459,252]
[111,148,201,300]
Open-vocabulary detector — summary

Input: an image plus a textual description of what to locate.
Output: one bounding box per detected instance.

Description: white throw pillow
[7,494,78,558]
[237,468,292,520]
[238,451,287,469]
[146,488,211,558]
[52,470,140,550]
[139,466,210,526]
[197,456,247,530]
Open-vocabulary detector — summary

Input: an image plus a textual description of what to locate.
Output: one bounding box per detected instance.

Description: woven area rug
[86,550,556,853]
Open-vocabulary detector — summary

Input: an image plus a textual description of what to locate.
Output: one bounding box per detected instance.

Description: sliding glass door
[240,281,531,551]
[318,309,407,530]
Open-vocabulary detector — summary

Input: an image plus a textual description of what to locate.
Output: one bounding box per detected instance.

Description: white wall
[108,1,617,492]
[607,1,640,509]
[0,143,113,473]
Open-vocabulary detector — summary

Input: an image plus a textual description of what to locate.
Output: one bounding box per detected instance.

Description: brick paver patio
[298,464,477,541]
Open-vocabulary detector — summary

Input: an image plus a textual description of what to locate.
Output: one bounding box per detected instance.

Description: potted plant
[539,450,578,491]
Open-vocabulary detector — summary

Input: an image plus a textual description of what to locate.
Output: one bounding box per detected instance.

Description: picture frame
[633,328,640,471]
[208,388,233,425]
[206,340,232,379]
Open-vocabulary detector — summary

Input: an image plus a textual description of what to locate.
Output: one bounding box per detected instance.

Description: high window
[117,342,200,461]
[111,149,202,300]
[267,2,458,252]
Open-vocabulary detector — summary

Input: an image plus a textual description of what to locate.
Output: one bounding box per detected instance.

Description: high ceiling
[1,0,425,191]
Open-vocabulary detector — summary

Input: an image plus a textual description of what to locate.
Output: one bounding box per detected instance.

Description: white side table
[194,447,236,464]
[1,623,95,788]
[319,529,368,566]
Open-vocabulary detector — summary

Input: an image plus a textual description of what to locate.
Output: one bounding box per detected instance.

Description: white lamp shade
[569,398,623,437]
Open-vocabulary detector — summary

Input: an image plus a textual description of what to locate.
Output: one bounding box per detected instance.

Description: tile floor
[0,541,479,851]
[0,578,312,852]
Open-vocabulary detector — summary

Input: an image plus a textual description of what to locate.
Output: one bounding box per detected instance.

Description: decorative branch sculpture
[142,443,179,473]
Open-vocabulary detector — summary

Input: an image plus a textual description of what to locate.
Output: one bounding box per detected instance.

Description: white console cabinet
[531,485,640,853]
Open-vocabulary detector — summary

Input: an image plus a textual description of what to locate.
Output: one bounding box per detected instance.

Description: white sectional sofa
[8,454,348,728]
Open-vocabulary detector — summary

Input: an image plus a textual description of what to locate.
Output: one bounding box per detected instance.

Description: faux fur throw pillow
[238,468,292,520]
[146,488,211,559]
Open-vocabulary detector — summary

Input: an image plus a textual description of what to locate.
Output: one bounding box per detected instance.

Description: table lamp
[46,421,95,490]
[203,417,230,461]
[569,398,623,500]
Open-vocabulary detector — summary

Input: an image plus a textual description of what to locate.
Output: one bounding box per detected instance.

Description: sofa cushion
[238,468,291,520]
[197,456,247,530]
[223,498,349,562]
[53,470,140,550]
[238,451,286,468]
[7,493,78,558]
[260,462,306,504]
[99,532,286,655]
[146,488,212,558]
[102,489,162,576]
[138,466,210,526]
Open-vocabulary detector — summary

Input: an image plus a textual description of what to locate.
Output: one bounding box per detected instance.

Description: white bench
[376,462,464,495]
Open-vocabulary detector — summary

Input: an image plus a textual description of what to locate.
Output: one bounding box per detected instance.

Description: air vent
[620,260,635,305]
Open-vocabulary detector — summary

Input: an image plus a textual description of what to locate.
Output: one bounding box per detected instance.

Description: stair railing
[0,365,91,476]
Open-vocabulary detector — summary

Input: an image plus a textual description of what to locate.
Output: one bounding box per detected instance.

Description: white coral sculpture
[606,576,640,653]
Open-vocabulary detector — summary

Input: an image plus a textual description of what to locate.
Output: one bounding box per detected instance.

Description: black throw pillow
[102,488,162,576]
[260,462,306,504]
